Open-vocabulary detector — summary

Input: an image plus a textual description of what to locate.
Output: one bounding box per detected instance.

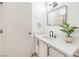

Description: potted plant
[60,22,78,43]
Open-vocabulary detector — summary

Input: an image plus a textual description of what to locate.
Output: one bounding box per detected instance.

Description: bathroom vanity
[34,34,79,57]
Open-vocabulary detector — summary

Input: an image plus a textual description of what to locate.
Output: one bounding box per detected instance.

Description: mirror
[47,5,67,26]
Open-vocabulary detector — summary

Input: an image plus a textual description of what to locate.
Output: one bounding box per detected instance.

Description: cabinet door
[39,40,48,57]
[48,47,64,57]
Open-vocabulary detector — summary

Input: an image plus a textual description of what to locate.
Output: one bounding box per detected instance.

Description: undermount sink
[43,36,55,40]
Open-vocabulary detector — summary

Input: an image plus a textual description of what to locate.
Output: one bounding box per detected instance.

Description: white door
[2,2,33,57]
[0,5,3,56]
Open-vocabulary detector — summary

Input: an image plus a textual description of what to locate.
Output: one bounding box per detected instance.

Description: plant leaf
[72,27,78,29]
[63,22,70,27]
[68,28,74,34]
[60,25,68,29]
[60,29,68,34]
[60,21,78,37]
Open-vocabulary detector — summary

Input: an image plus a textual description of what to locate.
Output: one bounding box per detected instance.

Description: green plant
[60,22,78,37]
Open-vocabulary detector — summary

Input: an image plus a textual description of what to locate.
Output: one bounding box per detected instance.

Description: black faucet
[49,31,54,38]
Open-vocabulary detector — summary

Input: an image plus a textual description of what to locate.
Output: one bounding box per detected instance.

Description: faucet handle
[49,33,51,37]
[54,35,56,38]
[49,31,53,38]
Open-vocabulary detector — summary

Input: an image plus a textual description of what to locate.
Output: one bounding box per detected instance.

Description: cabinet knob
[28,32,32,35]
[0,29,3,34]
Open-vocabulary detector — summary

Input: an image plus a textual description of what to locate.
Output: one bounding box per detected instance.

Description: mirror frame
[47,5,67,26]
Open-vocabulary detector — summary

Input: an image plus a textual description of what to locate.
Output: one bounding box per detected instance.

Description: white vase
[65,36,72,43]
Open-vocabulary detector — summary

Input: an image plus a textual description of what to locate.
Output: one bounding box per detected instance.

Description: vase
[65,36,72,43]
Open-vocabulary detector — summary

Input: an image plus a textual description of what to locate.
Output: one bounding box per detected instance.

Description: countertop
[34,34,79,57]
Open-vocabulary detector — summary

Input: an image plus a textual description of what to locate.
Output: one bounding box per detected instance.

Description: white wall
[63,2,79,37]
[32,2,46,35]
[32,2,79,40]
[45,2,79,39]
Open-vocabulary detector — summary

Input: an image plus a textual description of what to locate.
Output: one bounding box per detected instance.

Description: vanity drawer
[48,47,65,57]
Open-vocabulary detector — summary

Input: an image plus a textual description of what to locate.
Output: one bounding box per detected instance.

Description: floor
[32,53,38,57]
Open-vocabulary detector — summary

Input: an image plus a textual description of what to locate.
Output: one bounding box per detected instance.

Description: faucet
[49,31,56,38]
[49,31,54,38]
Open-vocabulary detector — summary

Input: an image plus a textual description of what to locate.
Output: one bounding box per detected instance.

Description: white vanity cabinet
[34,36,65,57]
[34,35,79,57]
[38,40,48,57]
[48,46,65,57]
[34,37,65,57]
[34,37,48,57]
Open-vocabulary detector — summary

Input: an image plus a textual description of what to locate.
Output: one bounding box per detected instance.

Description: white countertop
[34,34,79,57]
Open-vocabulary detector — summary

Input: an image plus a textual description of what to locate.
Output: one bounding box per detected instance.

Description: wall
[32,2,46,35]
[32,2,79,40]
[44,2,79,39]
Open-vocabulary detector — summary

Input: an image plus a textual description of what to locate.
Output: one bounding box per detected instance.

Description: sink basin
[43,36,55,40]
